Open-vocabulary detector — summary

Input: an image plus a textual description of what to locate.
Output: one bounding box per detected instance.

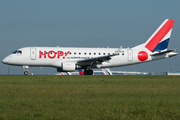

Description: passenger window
[99,53,101,55]
[103,53,105,55]
[79,52,81,55]
[94,53,96,55]
[84,53,86,55]
[108,53,110,55]
[89,53,91,55]
[74,52,76,55]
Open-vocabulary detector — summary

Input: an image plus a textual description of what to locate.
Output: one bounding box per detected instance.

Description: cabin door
[30,48,36,60]
[128,49,133,61]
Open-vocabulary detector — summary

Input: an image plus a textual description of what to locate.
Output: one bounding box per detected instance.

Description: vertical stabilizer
[133,19,174,52]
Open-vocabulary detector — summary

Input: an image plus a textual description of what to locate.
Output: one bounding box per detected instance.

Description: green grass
[0,76,180,120]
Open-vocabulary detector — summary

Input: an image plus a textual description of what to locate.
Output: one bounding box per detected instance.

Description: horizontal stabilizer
[150,49,176,56]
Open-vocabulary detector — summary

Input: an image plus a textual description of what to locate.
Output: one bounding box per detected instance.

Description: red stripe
[145,19,174,52]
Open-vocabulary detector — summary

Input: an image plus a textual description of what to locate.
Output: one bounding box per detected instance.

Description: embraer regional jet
[2,19,177,75]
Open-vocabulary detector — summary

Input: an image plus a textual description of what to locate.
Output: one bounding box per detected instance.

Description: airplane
[2,19,177,75]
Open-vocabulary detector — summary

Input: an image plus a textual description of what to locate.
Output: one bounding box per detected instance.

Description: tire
[24,71,28,75]
[88,70,93,75]
[84,70,88,75]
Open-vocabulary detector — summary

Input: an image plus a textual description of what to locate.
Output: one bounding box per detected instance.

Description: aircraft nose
[2,57,9,64]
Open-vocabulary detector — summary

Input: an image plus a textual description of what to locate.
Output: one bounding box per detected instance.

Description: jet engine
[57,62,77,72]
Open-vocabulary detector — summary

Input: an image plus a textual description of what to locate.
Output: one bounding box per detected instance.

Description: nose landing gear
[23,66,29,75]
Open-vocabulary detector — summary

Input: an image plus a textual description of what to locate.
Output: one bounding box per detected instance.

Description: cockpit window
[17,50,22,54]
[12,50,22,54]
[12,50,18,54]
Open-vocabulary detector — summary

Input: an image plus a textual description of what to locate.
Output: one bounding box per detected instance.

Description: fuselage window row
[41,51,123,56]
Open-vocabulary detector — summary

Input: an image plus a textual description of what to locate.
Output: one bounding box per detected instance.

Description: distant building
[167,72,180,76]
[151,72,167,75]
[151,72,180,76]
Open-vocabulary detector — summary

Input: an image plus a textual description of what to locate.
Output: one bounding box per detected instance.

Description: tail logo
[145,19,174,52]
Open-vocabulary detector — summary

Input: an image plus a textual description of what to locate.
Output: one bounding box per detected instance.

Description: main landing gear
[23,66,29,75]
[84,69,93,75]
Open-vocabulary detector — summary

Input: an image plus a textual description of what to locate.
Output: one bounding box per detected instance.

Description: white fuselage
[3,46,170,69]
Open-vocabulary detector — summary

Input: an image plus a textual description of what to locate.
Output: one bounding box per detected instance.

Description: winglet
[115,46,123,55]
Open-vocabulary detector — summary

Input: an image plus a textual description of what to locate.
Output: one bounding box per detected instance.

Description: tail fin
[133,19,174,52]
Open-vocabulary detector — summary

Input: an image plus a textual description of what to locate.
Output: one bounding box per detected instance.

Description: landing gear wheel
[24,71,28,75]
[88,70,93,75]
[84,70,88,75]
[84,70,93,75]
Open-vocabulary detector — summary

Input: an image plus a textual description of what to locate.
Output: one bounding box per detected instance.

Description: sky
[0,0,180,75]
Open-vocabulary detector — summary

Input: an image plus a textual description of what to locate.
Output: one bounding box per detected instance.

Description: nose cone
[2,57,9,64]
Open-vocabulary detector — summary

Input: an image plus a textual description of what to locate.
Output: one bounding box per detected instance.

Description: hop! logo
[39,50,70,59]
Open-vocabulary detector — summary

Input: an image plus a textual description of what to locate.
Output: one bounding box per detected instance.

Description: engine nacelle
[61,62,76,72]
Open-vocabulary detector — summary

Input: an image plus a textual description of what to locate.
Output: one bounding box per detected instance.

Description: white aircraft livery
[2,19,177,75]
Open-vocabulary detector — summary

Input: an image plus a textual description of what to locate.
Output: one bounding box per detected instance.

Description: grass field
[0,76,180,120]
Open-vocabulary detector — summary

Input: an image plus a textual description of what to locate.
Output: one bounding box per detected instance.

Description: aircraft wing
[77,46,123,66]
[77,55,111,65]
